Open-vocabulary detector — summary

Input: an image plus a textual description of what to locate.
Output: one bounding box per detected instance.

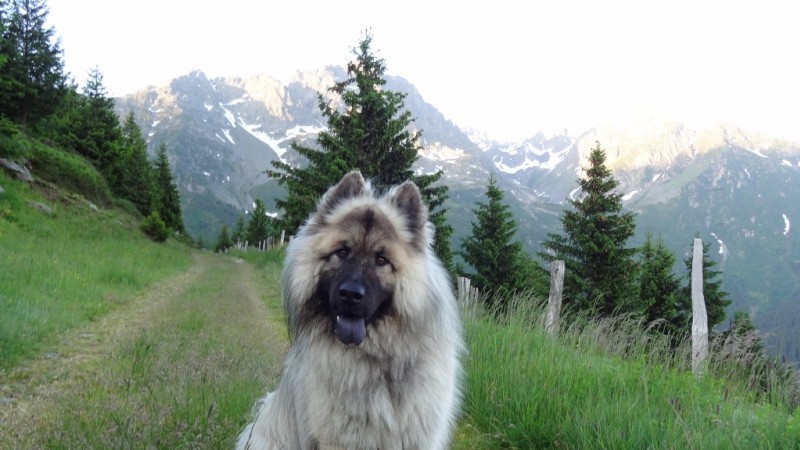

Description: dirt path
[0,252,286,448]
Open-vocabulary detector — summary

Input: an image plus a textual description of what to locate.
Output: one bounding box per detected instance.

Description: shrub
[140,211,169,242]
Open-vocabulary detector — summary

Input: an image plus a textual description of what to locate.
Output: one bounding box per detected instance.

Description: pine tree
[268,31,453,269]
[45,67,122,170]
[539,142,638,316]
[639,233,682,335]
[0,0,66,128]
[0,2,17,116]
[460,174,537,303]
[728,310,763,355]
[152,143,184,233]
[679,238,731,329]
[214,224,232,253]
[116,111,153,215]
[231,214,246,245]
[246,198,271,246]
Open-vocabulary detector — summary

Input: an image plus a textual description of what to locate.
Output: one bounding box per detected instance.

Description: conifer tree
[231,214,246,244]
[0,2,15,115]
[214,224,232,253]
[639,233,682,334]
[246,199,271,246]
[117,111,153,215]
[152,143,184,233]
[268,31,452,269]
[679,238,731,329]
[0,0,66,128]
[539,142,638,316]
[461,174,537,303]
[46,67,122,170]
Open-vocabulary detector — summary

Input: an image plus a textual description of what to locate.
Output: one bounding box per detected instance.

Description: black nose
[338,280,365,303]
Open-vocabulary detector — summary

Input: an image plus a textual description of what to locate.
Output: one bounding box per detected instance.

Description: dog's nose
[338,280,365,303]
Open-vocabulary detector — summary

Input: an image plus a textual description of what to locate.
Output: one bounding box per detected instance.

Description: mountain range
[114,68,800,363]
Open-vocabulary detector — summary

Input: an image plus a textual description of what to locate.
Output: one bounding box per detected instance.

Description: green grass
[458,297,800,449]
[33,253,287,449]
[0,171,192,368]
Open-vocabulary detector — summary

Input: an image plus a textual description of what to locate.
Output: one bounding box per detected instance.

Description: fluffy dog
[236,171,463,450]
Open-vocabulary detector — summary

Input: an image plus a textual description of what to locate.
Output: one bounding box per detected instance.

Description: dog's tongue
[336,316,366,345]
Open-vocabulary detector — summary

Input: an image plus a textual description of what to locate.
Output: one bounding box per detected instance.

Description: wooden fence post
[545,260,565,335]
[456,277,479,306]
[280,230,285,246]
[692,238,708,375]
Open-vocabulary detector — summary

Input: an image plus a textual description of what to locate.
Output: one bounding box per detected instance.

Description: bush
[140,211,169,242]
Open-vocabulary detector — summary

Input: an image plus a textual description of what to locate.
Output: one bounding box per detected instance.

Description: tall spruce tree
[0,0,65,128]
[268,31,453,269]
[214,224,232,253]
[679,238,731,329]
[460,174,538,304]
[539,142,638,316]
[80,67,121,168]
[639,232,682,335]
[152,143,184,233]
[117,111,153,215]
[0,1,15,116]
[246,199,271,246]
[231,214,246,245]
[46,67,122,170]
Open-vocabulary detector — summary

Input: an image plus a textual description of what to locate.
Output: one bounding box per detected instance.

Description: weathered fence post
[456,277,479,307]
[692,238,709,375]
[545,260,565,335]
[280,230,285,246]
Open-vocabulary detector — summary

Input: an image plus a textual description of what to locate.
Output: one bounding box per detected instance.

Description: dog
[236,171,463,449]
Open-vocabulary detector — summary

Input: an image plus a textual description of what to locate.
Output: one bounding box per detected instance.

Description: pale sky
[48,0,800,143]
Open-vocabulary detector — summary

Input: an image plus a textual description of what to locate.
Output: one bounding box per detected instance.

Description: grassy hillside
[0,140,288,447]
[0,167,193,368]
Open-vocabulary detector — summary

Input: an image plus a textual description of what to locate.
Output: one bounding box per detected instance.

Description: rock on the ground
[28,201,53,216]
[0,158,33,183]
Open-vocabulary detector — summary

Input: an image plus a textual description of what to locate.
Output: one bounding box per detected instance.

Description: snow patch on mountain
[221,129,235,145]
[493,142,571,174]
[226,97,248,106]
[743,147,768,159]
[419,142,466,162]
[622,190,639,201]
[220,104,236,127]
[710,232,728,262]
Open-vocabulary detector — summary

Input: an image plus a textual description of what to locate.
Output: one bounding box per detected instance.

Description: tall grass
[459,293,800,449]
[0,172,192,368]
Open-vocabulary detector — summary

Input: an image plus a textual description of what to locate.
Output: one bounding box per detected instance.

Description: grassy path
[0,252,287,449]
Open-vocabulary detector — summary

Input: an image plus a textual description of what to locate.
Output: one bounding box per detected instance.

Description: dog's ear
[320,171,367,214]
[389,181,428,238]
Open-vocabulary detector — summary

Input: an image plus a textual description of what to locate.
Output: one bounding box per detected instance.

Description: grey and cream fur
[236,171,463,450]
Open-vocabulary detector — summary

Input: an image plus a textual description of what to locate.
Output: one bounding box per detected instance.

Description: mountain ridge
[114,68,800,363]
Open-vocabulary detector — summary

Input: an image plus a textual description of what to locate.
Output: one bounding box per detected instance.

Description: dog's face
[305,172,428,346]
[316,207,398,345]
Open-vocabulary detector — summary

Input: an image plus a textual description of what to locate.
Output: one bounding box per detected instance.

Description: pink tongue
[336,316,366,345]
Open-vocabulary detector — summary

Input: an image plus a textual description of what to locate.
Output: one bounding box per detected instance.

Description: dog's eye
[335,248,349,259]
[375,254,390,267]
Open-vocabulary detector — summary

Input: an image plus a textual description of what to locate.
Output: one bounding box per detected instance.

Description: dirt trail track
[0,252,285,448]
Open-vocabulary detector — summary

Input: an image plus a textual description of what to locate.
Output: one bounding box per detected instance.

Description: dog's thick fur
[236,171,463,450]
